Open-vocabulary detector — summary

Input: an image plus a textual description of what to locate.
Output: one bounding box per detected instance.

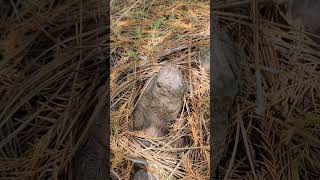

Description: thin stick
[167,149,191,179]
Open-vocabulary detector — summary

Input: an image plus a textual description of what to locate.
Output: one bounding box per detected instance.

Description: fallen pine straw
[214,1,320,179]
[0,0,107,179]
[110,51,210,179]
[114,0,317,179]
[110,0,210,179]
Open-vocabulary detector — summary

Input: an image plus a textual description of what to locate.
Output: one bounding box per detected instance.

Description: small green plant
[126,49,138,60]
[151,17,166,30]
[134,28,143,40]
[132,10,149,20]
[112,125,120,134]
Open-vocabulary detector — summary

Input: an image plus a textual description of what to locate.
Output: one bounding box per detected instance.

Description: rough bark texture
[133,65,186,137]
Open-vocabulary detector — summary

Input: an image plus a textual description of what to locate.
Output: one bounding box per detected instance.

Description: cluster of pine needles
[214,1,320,179]
[110,0,210,179]
[0,0,106,179]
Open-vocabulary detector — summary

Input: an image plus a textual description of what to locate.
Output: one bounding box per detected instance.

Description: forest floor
[111,0,320,179]
[110,0,210,179]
